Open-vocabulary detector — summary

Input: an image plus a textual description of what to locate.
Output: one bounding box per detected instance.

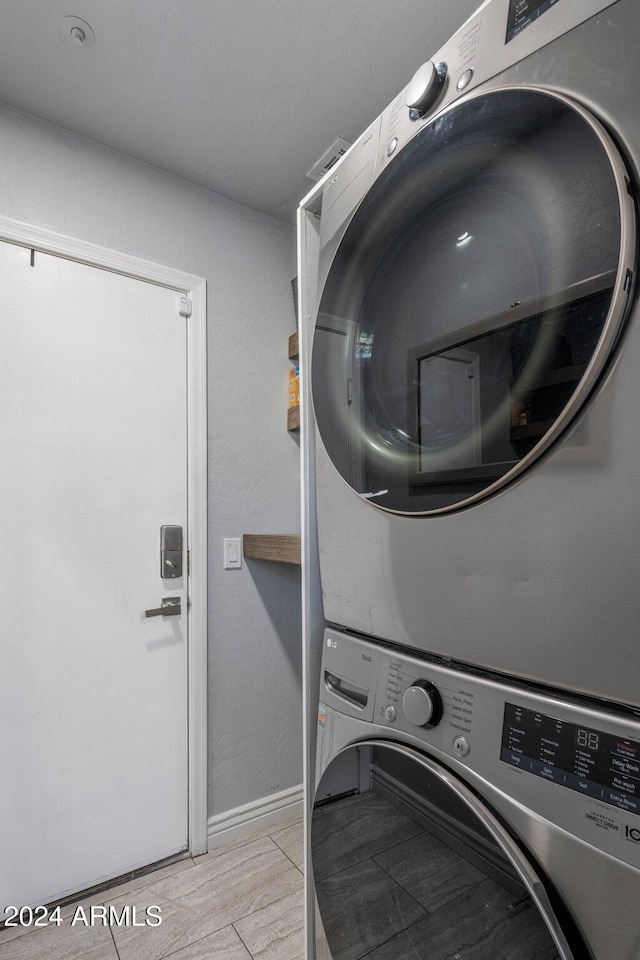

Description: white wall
[0,103,302,818]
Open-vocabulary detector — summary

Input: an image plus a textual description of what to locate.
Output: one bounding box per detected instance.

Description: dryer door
[311,87,635,515]
[312,741,588,960]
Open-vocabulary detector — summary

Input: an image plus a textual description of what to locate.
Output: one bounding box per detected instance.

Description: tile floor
[0,789,564,960]
[0,815,305,960]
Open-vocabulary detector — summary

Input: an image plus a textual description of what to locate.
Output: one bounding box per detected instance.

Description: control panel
[317,0,621,293]
[373,650,476,747]
[319,628,640,871]
[502,702,639,816]
[375,0,620,178]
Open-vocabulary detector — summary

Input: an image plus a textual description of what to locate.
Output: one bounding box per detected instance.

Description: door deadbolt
[161,525,183,579]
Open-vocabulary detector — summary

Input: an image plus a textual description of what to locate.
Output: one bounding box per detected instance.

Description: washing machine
[312,627,640,959]
[309,0,640,709]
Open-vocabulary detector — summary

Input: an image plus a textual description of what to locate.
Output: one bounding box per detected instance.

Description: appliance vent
[306,138,352,182]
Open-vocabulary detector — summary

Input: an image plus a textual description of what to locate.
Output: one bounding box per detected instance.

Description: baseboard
[207,783,304,851]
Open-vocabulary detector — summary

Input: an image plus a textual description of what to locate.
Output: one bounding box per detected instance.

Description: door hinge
[178,295,192,318]
[187,550,191,576]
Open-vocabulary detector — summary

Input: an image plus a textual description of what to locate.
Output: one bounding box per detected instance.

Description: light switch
[224,538,242,570]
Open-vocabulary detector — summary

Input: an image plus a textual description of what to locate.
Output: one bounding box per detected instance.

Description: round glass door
[312,88,635,514]
[312,742,587,959]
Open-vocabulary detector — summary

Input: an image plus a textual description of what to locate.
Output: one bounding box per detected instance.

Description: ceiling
[0,0,480,221]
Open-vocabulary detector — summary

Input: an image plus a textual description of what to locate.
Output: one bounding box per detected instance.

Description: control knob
[402,679,443,729]
[404,61,448,119]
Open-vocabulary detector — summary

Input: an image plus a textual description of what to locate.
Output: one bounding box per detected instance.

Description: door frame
[0,213,209,857]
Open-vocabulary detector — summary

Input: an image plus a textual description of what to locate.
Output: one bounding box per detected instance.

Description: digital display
[576,728,600,752]
[506,0,561,44]
[501,703,640,814]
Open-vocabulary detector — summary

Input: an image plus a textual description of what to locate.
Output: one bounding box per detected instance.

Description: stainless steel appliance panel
[312,0,640,707]
[313,630,640,960]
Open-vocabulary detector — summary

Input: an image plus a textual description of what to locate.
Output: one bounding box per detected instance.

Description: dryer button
[453,736,470,758]
[456,68,474,92]
[385,705,397,722]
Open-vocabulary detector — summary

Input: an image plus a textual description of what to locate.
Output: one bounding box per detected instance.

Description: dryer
[309,0,640,708]
[312,628,640,960]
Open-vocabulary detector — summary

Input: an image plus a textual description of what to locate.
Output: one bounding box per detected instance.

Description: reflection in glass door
[312,88,634,514]
[418,348,481,475]
[313,744,581,959]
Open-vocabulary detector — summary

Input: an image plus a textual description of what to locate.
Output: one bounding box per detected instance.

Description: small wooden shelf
[288,406,300,431]
[243,534,301,565]
[511,363,588,398]
[510,419,555,440]
[288,333,300,431]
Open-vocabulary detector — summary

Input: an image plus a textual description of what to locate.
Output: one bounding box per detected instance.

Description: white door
[418,348,481,473]
[0,240,189,911]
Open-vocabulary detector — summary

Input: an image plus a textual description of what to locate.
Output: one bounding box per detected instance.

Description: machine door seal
[312,739,590,959]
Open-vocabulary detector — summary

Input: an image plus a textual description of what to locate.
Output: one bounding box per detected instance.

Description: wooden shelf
[243,534,301,565]
[510,419,555,440]
[412,460,517,486]
[288,406,300,431]
[511,363,587,398]
[288,333,300,431]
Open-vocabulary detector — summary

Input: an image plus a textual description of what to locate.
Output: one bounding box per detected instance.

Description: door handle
[145,597,181,618]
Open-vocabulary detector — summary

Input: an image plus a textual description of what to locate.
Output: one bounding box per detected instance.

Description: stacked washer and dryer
[301,1,640,958]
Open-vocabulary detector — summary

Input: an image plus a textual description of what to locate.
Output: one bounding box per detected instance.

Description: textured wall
[0,103,301,817]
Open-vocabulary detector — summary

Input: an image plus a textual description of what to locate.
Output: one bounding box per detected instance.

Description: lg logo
[624,825,640,844]
[327,638,337,649]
